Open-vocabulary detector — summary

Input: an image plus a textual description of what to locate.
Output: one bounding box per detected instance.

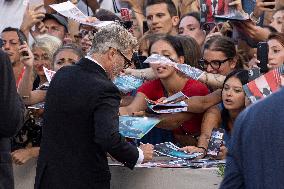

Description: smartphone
[17,30,29,57]
[29,0,46,13]
[143,20,149,34]
[248,67,261,82]
[207,128,225,157]
[263,0,275,9]
[257,42,269,73]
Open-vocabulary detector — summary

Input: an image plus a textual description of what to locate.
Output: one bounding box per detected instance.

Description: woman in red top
[120,35,209,145]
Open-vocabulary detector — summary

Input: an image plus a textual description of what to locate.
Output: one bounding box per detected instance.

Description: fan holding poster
[243,65,284,103]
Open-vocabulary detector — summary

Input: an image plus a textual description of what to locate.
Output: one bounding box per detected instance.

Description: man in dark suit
[0,50,24,189]
[220,88,284,189]
[35,24,153,189]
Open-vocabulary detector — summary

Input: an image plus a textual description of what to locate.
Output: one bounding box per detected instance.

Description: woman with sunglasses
[74,23,98,55]
[198,35,244,89]
[120,34,209,145]
[181,69,249,159]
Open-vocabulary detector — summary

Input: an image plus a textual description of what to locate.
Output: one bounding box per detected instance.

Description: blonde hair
[32,34,62,59]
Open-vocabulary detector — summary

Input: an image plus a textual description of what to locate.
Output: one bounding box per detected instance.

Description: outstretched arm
[185,89,222,113]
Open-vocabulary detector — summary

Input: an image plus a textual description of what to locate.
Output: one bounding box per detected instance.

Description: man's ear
[107,47,116,61]
[172,16,180,27]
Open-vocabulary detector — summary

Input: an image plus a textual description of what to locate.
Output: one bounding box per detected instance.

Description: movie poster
[119,116,160,139]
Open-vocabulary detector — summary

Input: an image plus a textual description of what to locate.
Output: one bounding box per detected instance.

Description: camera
[257,42,269,73]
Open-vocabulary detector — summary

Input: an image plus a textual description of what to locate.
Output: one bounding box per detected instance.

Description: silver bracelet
[249,12,260,24]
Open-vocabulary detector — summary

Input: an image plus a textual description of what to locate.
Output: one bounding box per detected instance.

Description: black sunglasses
[199,58,231,70]
[117,50,132,69]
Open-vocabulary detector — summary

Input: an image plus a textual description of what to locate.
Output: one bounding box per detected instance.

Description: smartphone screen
[17,30,29,57]
[207,128,225,157]
[257,42,269,73]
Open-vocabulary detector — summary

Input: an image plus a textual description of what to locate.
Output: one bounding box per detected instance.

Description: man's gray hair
[89,23,137,54]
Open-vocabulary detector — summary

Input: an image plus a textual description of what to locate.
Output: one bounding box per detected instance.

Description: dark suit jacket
[0,50,24,189]
[220,88,284,189]
[35,58,139,189]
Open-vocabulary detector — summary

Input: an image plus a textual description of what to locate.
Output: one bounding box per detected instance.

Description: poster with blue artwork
[119,116,160,139]
[114,75,144,93]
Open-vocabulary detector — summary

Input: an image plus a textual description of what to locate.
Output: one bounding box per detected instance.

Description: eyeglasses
[117,50,133,69]
[199,58,231,70]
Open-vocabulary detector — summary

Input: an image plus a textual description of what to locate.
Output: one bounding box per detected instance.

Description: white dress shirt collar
[85,55,106,72]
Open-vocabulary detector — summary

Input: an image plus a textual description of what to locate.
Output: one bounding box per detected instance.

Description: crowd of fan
[1,0,284,168]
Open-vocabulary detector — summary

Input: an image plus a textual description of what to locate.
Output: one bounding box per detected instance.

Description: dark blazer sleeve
[219,109,247,189]
[0,50,24,138]
[92,83,139,169]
